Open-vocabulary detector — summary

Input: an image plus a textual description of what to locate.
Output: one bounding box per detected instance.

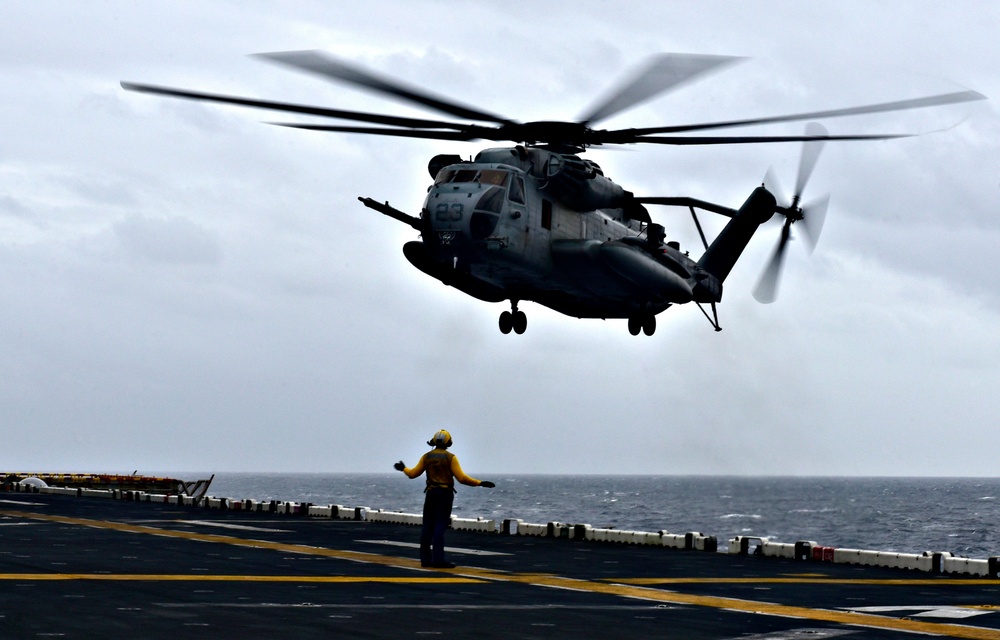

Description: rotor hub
[500,121,593,152]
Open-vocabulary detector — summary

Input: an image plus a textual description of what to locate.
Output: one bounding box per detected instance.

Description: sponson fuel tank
[599,241,693,302]
[551,239,694,303]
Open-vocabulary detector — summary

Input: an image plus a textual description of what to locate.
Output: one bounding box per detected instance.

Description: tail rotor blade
[763,166,787,203]
[754,122,830,301]
[795,122,827,197]
[800,193,830,252]
[753,221,792,304]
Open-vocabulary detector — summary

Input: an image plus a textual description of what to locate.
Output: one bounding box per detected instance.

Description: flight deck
[2,487,1000,639]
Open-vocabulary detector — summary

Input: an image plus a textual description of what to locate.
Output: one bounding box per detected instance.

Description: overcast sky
[2,1,998,476]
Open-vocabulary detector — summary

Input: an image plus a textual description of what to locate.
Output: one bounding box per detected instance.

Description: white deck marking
[183,520,292,533]
[844,606,993,620]
[356,539,511,556]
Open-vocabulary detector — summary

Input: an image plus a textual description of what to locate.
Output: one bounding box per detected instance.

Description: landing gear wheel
[628,314,656,336]
[512,310,527,335]
[642,314,656,336]
[628,316,642,336]
[499,311,513,334]
[500,300,526,335]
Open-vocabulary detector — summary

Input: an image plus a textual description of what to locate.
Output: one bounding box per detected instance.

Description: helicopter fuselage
[388,145,771,330]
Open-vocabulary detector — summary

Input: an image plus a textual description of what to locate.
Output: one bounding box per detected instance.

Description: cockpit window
[434,168,455,185]
[475,186,505,214]
[451,169,479,184]
[508,176,525,204]
[436,168,514,188]
[478,169,509,187]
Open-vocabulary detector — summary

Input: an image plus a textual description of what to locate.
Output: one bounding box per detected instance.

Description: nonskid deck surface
[2,493,999,639]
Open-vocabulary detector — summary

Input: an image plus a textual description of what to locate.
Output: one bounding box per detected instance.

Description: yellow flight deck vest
[405,448,482,491]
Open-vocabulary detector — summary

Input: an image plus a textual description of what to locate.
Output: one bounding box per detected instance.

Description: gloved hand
[393,461,406,472]
[480,481,495,488]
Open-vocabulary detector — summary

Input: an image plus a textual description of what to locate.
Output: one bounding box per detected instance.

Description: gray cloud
[111,215,222,266]
[1,1,998,476]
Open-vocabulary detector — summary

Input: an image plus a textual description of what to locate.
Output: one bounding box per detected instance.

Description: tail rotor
[753,122,831,303]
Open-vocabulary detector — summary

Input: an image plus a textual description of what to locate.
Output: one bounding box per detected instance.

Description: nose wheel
[627,313,656,336]
[499,301,527,335]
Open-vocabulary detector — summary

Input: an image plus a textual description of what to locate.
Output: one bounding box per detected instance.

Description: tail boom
[697,186,776,283]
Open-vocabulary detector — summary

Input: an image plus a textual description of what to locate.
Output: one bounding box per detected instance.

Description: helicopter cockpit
[425,165,527,244]
[433,167,525,201]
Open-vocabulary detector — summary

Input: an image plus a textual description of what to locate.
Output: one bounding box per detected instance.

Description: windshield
[478,169,509,186]
[434,168,509,186]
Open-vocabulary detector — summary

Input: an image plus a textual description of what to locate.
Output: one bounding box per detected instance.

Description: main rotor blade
[578,54,742,126]
[610,89,985,137]
[267,123,487,141]
[255,50,514,126]
[795,122,827,197]
[606,132,912,145]
[121,82,472,131]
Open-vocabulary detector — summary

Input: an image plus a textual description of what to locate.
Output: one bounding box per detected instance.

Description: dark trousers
[420,488,454,565]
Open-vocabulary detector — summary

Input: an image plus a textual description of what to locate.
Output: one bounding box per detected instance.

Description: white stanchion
[308,505,334,518]
[501,518,521,534]
[367,510,422,525]
[639,532,661,546]
[692,535,718,552]
[942,557,990,577]
[334,505,356,520]
[660,533,687,549]
[833,548,862,564]
[761,541,796,559]
[39,487,77,496]
[588,528,611,542]
[518,522,548,536]
[79,489,114,499]
[451,517,497,533]
[895,553,928,571]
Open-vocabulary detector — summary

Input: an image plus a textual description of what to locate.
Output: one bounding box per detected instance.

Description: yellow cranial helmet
[428,429,453,448]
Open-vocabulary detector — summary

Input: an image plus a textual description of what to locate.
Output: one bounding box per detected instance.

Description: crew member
[394,429,495,568]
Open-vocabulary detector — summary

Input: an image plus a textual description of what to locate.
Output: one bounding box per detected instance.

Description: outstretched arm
[450,456,494,488]
[397,454,425,479]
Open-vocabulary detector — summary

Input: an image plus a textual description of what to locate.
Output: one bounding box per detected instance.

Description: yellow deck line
[0,510,425,570]
[0,574,476,584]
[614,577,1000,586]
[5,509,999,639]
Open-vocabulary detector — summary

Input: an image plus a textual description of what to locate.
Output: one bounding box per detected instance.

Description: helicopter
[121,51,983,336]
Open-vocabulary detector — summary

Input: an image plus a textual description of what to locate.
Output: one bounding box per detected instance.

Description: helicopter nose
[426,182,508,244]
[427,193,468,230]
[424,188,472,248]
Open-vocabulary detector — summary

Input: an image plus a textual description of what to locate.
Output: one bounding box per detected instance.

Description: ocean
[203,474,1000,559]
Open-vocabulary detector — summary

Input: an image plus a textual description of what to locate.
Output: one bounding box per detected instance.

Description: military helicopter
[122,52,982,335]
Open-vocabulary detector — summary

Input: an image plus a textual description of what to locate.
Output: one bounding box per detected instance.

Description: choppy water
[200,474,1000,558]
